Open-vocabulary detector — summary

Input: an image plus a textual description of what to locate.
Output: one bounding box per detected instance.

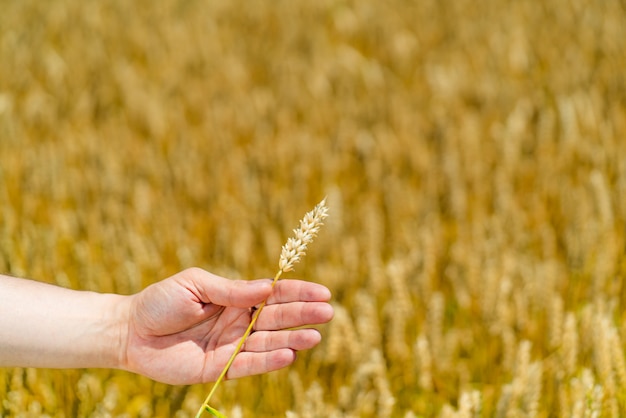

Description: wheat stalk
[197,198,329,418]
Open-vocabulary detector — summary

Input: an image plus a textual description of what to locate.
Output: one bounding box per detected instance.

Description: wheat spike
[279,198,329,272]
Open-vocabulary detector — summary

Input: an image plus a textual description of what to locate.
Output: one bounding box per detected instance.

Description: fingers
[178,269,332,309]
[266,279,332,304]
[251,280,334,330]
[178,268,273,308]
[226,329,324,379]
[254,301,334,331]
[226,349,296,380]
[244,329,322,352]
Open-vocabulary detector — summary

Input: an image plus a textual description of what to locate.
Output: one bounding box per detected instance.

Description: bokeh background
[1,0,626,416]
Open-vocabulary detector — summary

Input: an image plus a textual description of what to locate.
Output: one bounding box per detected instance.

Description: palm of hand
[124,279,254,385]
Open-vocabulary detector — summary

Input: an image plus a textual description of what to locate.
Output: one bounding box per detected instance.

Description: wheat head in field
[198,199,329,418]
[1,0,626,417]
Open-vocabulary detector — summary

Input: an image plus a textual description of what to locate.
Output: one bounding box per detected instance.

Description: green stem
[196,269,284,418]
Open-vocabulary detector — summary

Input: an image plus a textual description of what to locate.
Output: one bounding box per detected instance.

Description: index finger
[265,279,331,305]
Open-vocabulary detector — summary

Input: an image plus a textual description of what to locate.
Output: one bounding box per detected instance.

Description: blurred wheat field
[1,0,626,416]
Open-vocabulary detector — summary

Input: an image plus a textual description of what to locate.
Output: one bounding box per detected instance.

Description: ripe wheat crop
[1,0,626,416]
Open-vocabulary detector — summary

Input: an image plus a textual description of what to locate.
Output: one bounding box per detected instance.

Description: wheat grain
[548,295,564,350]
[562,312,579,377]
[426,292,445,358]
[415,333,433,391]
[593,316,616,398]
[301,381,326,418]
[288,371,305,413]
[354,291,381,349]
[324,304,361,365]
[524,362,543,416]
[609,326,626,394]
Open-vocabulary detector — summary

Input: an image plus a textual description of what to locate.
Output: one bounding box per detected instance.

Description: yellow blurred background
[1,0,626,416]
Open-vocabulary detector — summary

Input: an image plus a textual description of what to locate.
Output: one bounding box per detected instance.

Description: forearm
[0,274,130,369]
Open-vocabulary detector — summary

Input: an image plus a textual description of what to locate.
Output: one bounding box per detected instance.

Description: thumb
[182,268,273,308]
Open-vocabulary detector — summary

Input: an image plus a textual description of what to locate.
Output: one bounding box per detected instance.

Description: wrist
[104,293,133,371]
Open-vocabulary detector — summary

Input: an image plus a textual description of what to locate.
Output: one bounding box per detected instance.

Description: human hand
[120,268,334,385]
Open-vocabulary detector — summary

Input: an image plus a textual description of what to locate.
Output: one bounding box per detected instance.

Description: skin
[0,267,334,385]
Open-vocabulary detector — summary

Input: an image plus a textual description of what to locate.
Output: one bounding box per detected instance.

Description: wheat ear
[197,198,329,418]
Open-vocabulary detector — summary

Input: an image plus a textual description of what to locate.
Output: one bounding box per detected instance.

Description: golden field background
[1,0,626,416]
